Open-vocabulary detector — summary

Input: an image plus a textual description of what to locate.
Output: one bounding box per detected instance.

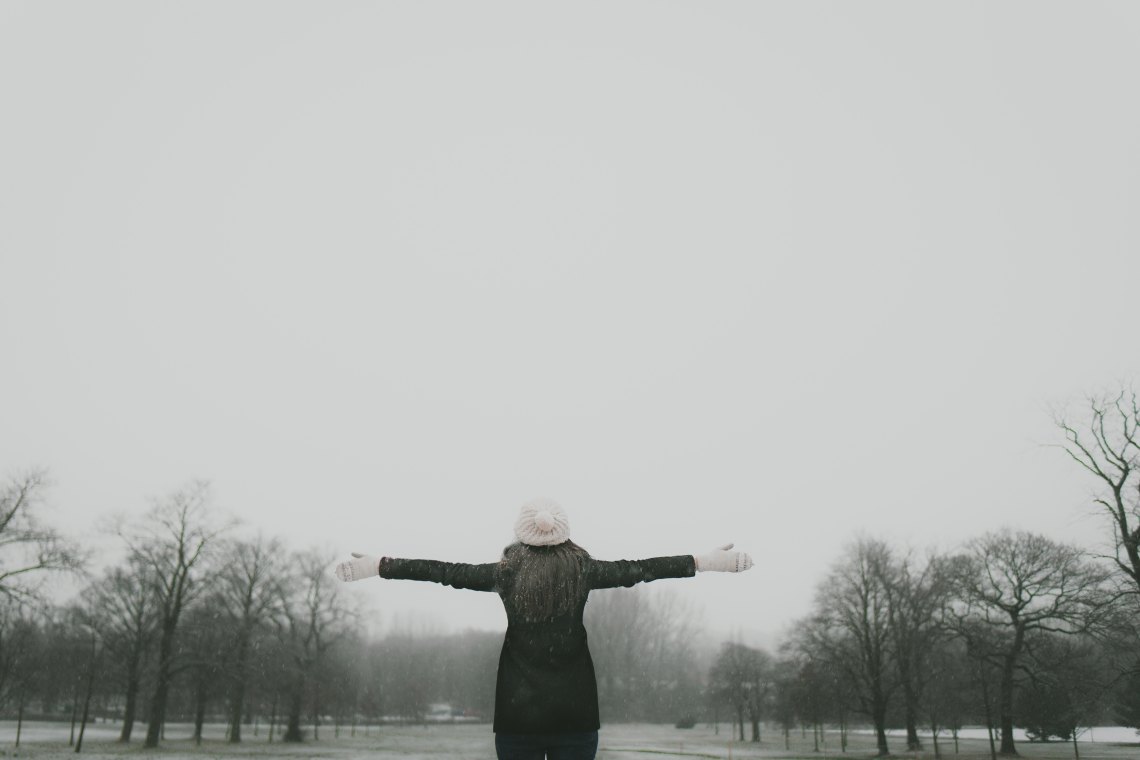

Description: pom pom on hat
[515,497,570,546]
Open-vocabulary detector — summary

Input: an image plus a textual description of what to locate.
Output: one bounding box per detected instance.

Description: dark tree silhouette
[947,530,1108,756]
[213,535,284,742]
[1055,388,1140,597]
[118,479,229,748]
[84,557,158,742]
[809,538,897,756]
[0,468,83,601]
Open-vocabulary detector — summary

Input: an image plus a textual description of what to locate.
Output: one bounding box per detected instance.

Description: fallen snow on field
[1,721,1137,760]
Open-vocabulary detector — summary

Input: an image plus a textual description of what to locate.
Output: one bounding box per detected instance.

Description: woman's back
[492,543,695,734]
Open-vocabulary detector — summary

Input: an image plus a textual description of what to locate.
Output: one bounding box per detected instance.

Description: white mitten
[694,543,753,573]
[334,552,381,582]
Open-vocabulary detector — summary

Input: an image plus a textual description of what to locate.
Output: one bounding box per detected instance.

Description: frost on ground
[1,722,1137,760]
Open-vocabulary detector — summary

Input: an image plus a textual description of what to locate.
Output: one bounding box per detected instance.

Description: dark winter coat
[378,553,696,734]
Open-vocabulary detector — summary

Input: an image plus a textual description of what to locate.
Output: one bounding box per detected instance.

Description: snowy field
[1,721,1137,760]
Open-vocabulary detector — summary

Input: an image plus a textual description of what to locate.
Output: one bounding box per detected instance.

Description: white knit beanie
[514,497,571,547]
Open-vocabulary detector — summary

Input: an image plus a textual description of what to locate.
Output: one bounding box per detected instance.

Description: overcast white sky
[2,2,1138,644]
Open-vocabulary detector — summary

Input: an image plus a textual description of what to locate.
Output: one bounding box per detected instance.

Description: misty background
[3,4,1140,758]
[2,1,1138,646]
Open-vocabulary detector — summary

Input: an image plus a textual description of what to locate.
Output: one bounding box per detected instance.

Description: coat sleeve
[378,557,499,592]
[585,555,696,590]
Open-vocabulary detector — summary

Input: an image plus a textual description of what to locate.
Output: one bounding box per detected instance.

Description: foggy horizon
[4,2,1139,647]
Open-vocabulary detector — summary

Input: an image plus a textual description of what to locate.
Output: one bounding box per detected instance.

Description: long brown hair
[498,540,591,621]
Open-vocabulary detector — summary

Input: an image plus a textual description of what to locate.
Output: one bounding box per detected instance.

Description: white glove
[694,543,753,573]
[334,552,381,582]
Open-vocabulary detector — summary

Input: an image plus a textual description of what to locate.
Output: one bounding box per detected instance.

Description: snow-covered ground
[938,726,1137,744]
[861,726,1139,744]
[0,721,1136,759]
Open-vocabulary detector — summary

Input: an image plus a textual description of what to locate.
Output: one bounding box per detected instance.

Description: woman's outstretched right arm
[335,552,498,592]
[586,543,753,589]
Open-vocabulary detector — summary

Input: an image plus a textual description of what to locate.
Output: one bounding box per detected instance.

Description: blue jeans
[494,730,599,760]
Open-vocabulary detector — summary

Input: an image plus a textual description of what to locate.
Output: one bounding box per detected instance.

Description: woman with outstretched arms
[335,497,752,760]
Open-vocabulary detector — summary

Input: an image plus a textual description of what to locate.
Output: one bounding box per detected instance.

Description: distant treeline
[2,386,1139,758]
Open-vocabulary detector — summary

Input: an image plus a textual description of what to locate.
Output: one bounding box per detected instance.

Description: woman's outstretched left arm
[335,552,498,592]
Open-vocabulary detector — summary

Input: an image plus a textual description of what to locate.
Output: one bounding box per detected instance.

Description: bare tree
[708,642,772,742]
[1054,388,1140,597]
[0,468,84,601]
[84,557,157,742]
[878,549,954,751]
[277,548,352,742]
[947,530,1109,756]
[118,479,229,748]
[785,615,858,752]
[810,538,897,756]
[67,603,104,755]
[213,535,285,743]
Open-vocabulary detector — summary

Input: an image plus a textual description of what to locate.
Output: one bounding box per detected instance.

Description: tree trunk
[228,681,246,742]
[870,669,891,757]
[905,704,922,751]
[144,667,172,747]
[75,686,93,752]
[228,630,251,743]
[16,696,25,748]
[193,675,207,745]
[69,680,80,746]
[120,676,139,742]
[898,653,922,751]
[144,620,178,748]
[998,652,1018,756]
[119,649,141,742]
[873,701,890,756]
[75,644,98,754]
[750,716,760,742]
[979,661,998,760]
[736,704,745,741]
[283,677,305,742]
[313,680,321,741]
